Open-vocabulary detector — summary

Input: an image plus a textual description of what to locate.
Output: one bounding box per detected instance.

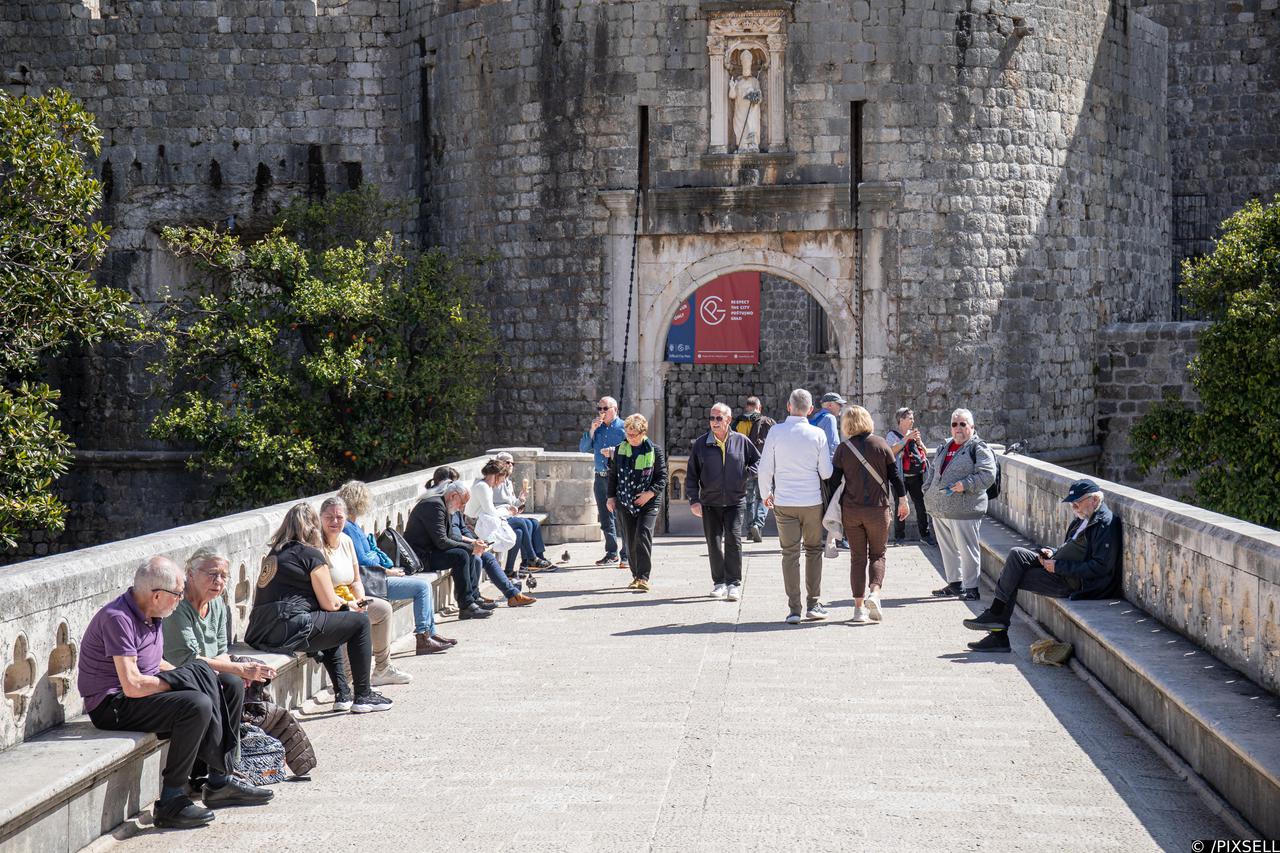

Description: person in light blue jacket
[579,395,629,567]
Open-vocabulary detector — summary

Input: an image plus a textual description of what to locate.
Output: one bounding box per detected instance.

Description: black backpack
[376,527,425,574]
[967,442,1001,500]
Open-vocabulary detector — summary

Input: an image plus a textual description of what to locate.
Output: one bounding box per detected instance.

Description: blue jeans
[592,473,627,559]
[384,574,435,635]
[741,475,769,534]
[477,551,520,599]
[505,516,546,571]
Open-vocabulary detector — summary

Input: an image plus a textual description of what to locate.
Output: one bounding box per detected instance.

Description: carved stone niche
[706,9,788,154]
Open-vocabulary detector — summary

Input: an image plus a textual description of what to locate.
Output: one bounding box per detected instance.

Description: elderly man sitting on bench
[963,478,1123,653]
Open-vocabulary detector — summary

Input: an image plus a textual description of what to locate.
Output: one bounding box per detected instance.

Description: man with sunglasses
[80,556,272,829]
[579,395,629,567]
[687,402,761,601]
[922,408,998,601]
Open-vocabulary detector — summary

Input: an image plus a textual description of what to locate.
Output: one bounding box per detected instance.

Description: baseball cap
[819,392,846,405]
[1062,479,1100,503]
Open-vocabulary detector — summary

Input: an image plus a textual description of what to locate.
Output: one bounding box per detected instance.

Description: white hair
[185,547,228,576]
[496,452,514,463]
[789,388,813,412]
[443,482,470,501]
[951,408,975,426]
[710,402,732,418]
[134,555,183,594]
[599,396,618,410]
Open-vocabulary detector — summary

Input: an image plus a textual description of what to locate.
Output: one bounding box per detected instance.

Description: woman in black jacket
[607,413,668,592]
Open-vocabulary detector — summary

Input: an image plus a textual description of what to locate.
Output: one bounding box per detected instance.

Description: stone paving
[100,535,1232,852]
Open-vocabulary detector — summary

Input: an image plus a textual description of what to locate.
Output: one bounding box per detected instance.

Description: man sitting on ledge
[79,556,273,830]
[963,478,1123,653]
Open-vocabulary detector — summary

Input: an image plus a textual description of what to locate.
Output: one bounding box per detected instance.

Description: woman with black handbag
[247,503,393,714]
[338,480,454,655]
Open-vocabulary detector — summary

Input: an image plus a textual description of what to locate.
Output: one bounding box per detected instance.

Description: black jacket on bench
[1052,503,1123,600]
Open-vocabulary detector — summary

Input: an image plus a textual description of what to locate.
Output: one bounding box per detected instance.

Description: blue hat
[1062,479,1100,503]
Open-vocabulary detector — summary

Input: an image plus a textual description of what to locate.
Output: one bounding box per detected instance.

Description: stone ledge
[642,183,853,235]
[978,518,1280,839]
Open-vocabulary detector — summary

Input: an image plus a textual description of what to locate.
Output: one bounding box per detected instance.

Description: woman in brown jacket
[827,406,908,623]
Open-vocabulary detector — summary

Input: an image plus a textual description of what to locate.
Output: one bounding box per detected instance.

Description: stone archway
[635,247,858,448]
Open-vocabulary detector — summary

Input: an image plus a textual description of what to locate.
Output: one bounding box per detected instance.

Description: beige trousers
[774,504,825,615]
[366,596,393,669]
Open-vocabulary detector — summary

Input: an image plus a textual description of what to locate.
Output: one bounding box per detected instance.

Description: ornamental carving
[705,9,788,154]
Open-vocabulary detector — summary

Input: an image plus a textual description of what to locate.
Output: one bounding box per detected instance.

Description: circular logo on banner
[699,295,727,326]
[671,300,691,325]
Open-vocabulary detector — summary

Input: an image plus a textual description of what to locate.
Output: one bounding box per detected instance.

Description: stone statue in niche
[729,49,763,153]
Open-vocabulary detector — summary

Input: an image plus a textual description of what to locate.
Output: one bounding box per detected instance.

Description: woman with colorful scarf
[606,413,668,592]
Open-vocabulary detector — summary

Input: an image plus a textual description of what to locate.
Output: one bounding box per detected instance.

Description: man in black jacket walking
[689,402,761,601]
[963,478,1123,652]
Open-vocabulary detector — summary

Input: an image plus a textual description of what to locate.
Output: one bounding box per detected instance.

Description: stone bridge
[1,448,1277,851]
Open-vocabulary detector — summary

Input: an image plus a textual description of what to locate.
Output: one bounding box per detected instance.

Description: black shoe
[931,582,963,597]
[595,554,620,566]
[201,776,274,807]
[153,795,216,829]
[967,631,1011,653]
[957,587,981,601]
[351,690,394,713]
[459,604,492,619]
[963,607,1009,632]
[477,600,498,610]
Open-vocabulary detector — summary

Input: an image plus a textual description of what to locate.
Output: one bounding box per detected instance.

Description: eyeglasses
[156,587,184,598]
[951,422,971,427]
[709,416,727,422]
[199,568,229,582]
[625,431,643,438]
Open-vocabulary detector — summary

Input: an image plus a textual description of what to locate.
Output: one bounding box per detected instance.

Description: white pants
[933,516,983,589]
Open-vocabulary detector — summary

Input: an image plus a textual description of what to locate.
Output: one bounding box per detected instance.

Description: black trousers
[617,504,659,580]
[702,503,744,585]
[89,669,244,790]
[425,546,481,607]
[302,610,372,698]
[892,474,931,539]
[995,547,1080,618]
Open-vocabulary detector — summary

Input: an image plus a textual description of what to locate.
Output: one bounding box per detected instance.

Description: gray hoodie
[921,435,998,520]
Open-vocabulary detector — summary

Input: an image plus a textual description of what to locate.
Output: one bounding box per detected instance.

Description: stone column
[857,181,903,426]
[766,33,786,151]
[708,35,728,153]
[598,190,642,399]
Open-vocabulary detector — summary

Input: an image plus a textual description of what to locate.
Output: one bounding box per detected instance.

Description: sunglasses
[709,415,727,422]
[596,406,611,412]
[951,422,970,427]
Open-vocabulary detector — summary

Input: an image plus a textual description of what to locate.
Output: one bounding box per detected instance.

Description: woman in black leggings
[246,502,393,714]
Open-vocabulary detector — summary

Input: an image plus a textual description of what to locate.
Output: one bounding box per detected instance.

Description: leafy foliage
[146,188,496,512]
[1132,196,1280,528]
[0,89,132,548]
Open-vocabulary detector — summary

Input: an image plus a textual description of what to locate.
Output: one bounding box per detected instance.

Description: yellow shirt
[713,433,728,462]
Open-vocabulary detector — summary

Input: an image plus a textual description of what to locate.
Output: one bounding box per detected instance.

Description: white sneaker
[805,603,829,620]
[865,592,883,622]
[711,583,727,600]
[823,538,839,559]
[785,613,802,625]
[725,584,741,601]
[851,605,870,623]
[371,664,413,687]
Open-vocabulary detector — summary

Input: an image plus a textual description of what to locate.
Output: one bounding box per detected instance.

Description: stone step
[978,517,1280,839]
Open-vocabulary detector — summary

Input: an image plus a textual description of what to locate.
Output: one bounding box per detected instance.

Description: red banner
[665,272,760,364]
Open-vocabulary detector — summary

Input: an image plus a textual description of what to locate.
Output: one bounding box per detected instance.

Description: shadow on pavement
[563,596,712,611]
[613,620,796,636]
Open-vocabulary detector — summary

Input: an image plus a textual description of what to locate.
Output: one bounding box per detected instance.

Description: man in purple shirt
[80,556,272,829]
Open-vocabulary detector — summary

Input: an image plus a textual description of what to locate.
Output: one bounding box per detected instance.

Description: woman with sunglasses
[922,408,998,601]
[606,413,668,592]
[686,402,760,601]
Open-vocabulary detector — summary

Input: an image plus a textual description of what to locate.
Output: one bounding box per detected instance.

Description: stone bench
[0,582,452,853]
[977,517,1280,839]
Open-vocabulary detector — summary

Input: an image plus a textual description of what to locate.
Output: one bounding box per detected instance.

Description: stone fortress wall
[1,0,1276,556]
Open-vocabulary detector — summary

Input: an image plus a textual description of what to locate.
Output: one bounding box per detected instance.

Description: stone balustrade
[0,448,600,753]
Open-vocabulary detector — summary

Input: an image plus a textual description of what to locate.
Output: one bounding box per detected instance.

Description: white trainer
[711,583,727,599]
[785,613,801,625]
[725,583,741,601]
[851,605,870,623]
[865,592,883,622]
[370,664,413,687]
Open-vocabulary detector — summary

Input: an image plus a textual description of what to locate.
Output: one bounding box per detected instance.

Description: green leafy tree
[0,89,132,549]
[1132,195,1280,528]
[146,188,496,512]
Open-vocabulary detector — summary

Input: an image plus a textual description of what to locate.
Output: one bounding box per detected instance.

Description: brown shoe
[430,633,457,646]
[479,595,497,604]
[507,593,537,607]
[415,633,449,655]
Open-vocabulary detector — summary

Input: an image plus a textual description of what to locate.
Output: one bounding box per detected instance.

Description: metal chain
[618,187,640,407]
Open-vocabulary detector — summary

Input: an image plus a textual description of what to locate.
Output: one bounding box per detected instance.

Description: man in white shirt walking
[757,388,834,624]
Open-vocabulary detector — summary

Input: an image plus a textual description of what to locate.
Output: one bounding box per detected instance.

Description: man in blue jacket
[579,396,629,567]
[963,478,1123,652]
[688,402,760,601]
